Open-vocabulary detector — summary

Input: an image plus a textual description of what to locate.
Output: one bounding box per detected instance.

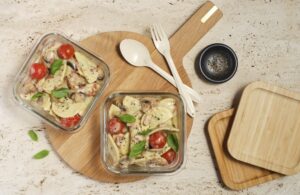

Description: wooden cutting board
[45,1,223,183]
[208,109,281,190]
[227,81,300,175]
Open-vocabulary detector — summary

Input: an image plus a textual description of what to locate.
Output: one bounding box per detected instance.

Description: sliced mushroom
[96,65,104,80]
[43,50,57,64]
[119,157,130,168]
[71,93,86,102]
[77,83,100,96]
[67,59,78,70]
[141,100,151,113]
[20,92,36,101]
[41,41,60,65]
[21,79,37,94]
[67,72,86,89]
[141,97,160,107]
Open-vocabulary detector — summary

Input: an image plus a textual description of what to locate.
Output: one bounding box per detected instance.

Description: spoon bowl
[119,38,202,104]
[120,39,151,67]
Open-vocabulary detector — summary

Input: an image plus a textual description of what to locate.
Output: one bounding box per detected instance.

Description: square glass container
[101,92,186,174]
[13,33,110,132]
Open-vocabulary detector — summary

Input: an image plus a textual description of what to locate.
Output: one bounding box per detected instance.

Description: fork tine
[153,24,162,41]
[157,24,167,40]
[153,24,160,40]
[150,25,157,41]
[151,24,160,41]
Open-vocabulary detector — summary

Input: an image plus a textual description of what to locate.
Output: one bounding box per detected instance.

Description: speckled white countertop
[1,0,300,194]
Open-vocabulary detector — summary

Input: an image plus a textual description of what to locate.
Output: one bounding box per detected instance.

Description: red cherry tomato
[57,44,75,59]
[107,118,126,134]
[30,63,47,80]
[60,114,81,128]
[162,149,176,164]
[149,131,167,149]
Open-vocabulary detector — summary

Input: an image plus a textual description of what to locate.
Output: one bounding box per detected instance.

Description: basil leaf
[129,141,146,158]
[119,114,136,123]
[28,130,38,141]
[167,134,179,152]
[50,59,63,75]
[31,92,43,100]
[33,150,49,159]
[138,129,152,136]
[51,88,69,98]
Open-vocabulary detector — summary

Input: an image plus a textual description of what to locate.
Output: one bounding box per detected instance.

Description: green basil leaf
[28,130,38,141]
[167,134,179,152]
[51,88,69,98]
[33,150,49,159]
[31,92,43,101]
[50,59,63,75]
[129,141,146,158]
[138,129,152,136]
[119,114,136,123]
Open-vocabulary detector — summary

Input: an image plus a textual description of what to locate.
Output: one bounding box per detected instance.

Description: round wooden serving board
[45,1,222,183]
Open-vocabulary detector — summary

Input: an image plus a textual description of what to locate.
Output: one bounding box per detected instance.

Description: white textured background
[0,0,300,194]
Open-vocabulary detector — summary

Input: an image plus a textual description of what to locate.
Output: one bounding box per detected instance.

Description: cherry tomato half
[30,63,47,80]
[57,44,75,59]
[107,118,126,134]
[149,131,167,149]
[60,114,81,128]
[161,149,176,164]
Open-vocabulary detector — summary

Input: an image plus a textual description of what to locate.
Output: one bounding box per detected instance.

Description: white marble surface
[0,0,300,194]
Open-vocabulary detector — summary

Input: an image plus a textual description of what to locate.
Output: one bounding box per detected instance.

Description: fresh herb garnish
[28,130,38,141]
[31,92,43,100]
[50,59,63,75]
[167,134,179,152]
[33,149,49,159]
[51,88,69,98]
[129,141,146,158]
[138,129,152,136]
[119,114,136,123]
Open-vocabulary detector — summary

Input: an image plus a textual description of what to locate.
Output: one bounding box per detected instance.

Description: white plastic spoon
[119,39,201,103]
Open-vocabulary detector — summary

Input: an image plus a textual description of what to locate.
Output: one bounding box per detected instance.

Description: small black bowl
[195,43,238,84]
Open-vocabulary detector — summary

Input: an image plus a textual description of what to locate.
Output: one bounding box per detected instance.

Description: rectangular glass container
[13,32,110,132]
[101,92,186,174]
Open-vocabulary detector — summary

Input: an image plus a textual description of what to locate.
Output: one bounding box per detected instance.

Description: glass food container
[13,33,110,132]
[101,92,186,174]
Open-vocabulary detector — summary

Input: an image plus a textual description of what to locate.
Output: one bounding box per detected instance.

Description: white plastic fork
[150,24,195,118]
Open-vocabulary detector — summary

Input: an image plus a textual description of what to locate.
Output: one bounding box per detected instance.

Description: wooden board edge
[227,81,300,175]
[207,109,282,190]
